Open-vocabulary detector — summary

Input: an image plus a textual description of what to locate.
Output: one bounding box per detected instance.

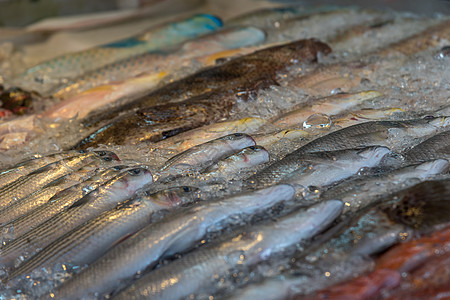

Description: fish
[159,133,256,178]
[253,129,309,148]
[292,117,450,154]
[0,150,120,210]
[320,159,449,214]
[0,160,113,226]
[0,166,152,270]
[332,108,405,128]
[0,165,128,242]
[75,38,331,148]
[245,146,390,189]
[203,145,270,176]
[403,130,450,163]
[50,27,266,100]
[50,184,296,299]
[0,150,82,189]
[112,200,343,300]
[7,186,200,283]
[11,14,223,94]
[153,117,266,152]
[271,91,383,128]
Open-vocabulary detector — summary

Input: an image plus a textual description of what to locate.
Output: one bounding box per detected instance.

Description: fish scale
[9,186,199,280]
[50,184,296,299]
[0,167,152,271]
[403,130,450,163]
[0,151,118,210]
[0,165,128,241]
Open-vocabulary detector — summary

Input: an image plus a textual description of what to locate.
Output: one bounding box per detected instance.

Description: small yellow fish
[155,117,267,152]
[333,107,405,128]
[272,90,382,128]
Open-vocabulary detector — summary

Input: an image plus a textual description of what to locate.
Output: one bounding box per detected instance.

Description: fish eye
[182,186,191,192]
[113,165,125,170]
[234,133,243,137]
[128,168,142,175]
[423,115,434,120]
[96,151,107,156]
[103,156,112,162]
[249,146,256,150]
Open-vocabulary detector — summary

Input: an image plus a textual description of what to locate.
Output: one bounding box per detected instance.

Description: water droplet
[330,88,343,95]
[303,113,332,130]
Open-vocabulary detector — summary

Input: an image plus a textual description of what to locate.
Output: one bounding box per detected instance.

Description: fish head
[413,159,449,176]
[279,39,332,63]
[115,166,153,194]
[150,186,201,208]
[242,145,271,164]
[424,115,450,129]
[356,146,391,165]
[92,150,120,162]
[221,133,256,150]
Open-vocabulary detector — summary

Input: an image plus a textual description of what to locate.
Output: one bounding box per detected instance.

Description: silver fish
[321,158,449,213]
[50,184,296,299]
[0,151,120,210]
[0,165,128,242]
[246,146,390,189]
[0,159,118,226]
[0,150,82,189]
[8,186,200,281]
[113,200,343,300]
[0,167,152,271]
[295,117,450,153]
[203,145,270,176]
[403,130,450,163]
[159,133,255,178]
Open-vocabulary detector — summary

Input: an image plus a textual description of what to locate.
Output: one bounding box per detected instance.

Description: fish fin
[382,179,450,229]
[66,194,90,209]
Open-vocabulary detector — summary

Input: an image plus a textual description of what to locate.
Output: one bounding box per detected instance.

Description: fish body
[154,117,266,152]
[403,130,450,163]
[253,129,309,148]
[203,145,270,176]
[51,27,266,100]
[0,165,127,242]
[8,186,199,282]
[294,117,450,154]
[321,159,449,213]
[159,133,256,177]
[0,150,82,189]
[0,167,152,270]
[76,38,331,148]
[113,200,343,300]
[12,14,223,94]
[0,151,119,210]
[51,184,296,299]
[271,90,383,128]
[246,146,390,189]
[0,160,114,226]
[332,108,405,128]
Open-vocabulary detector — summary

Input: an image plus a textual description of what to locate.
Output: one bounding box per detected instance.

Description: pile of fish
[0,4,449,299]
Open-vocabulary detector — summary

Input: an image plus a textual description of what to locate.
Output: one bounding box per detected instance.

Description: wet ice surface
[0,5,449,300]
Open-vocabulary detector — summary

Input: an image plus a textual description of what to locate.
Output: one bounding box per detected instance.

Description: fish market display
[0,3,449,299]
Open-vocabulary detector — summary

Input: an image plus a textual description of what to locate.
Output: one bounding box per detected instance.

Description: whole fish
[11,14,223,94]
[0,151,119,210]
[51,27,266,100]
[76,38,331,148]
[0,165,128,241]
[403,130,450,163]
[8,186,200,282]
[245,146,390,189]
[113,200,343,300]
[253,129,309,148]
[203,145,270,176]
[0,160,113,226]
[293,117,450,154]
[154,117,266,152]
[0,166,152,270]
[320,159,449,214]
[271,91,383,128]
[159,133,256,178]
[0,150,82,189]
[332,108,405,128]
[50,184,296,299]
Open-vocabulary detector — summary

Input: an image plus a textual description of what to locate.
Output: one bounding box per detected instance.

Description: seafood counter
[0,3,449,299]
